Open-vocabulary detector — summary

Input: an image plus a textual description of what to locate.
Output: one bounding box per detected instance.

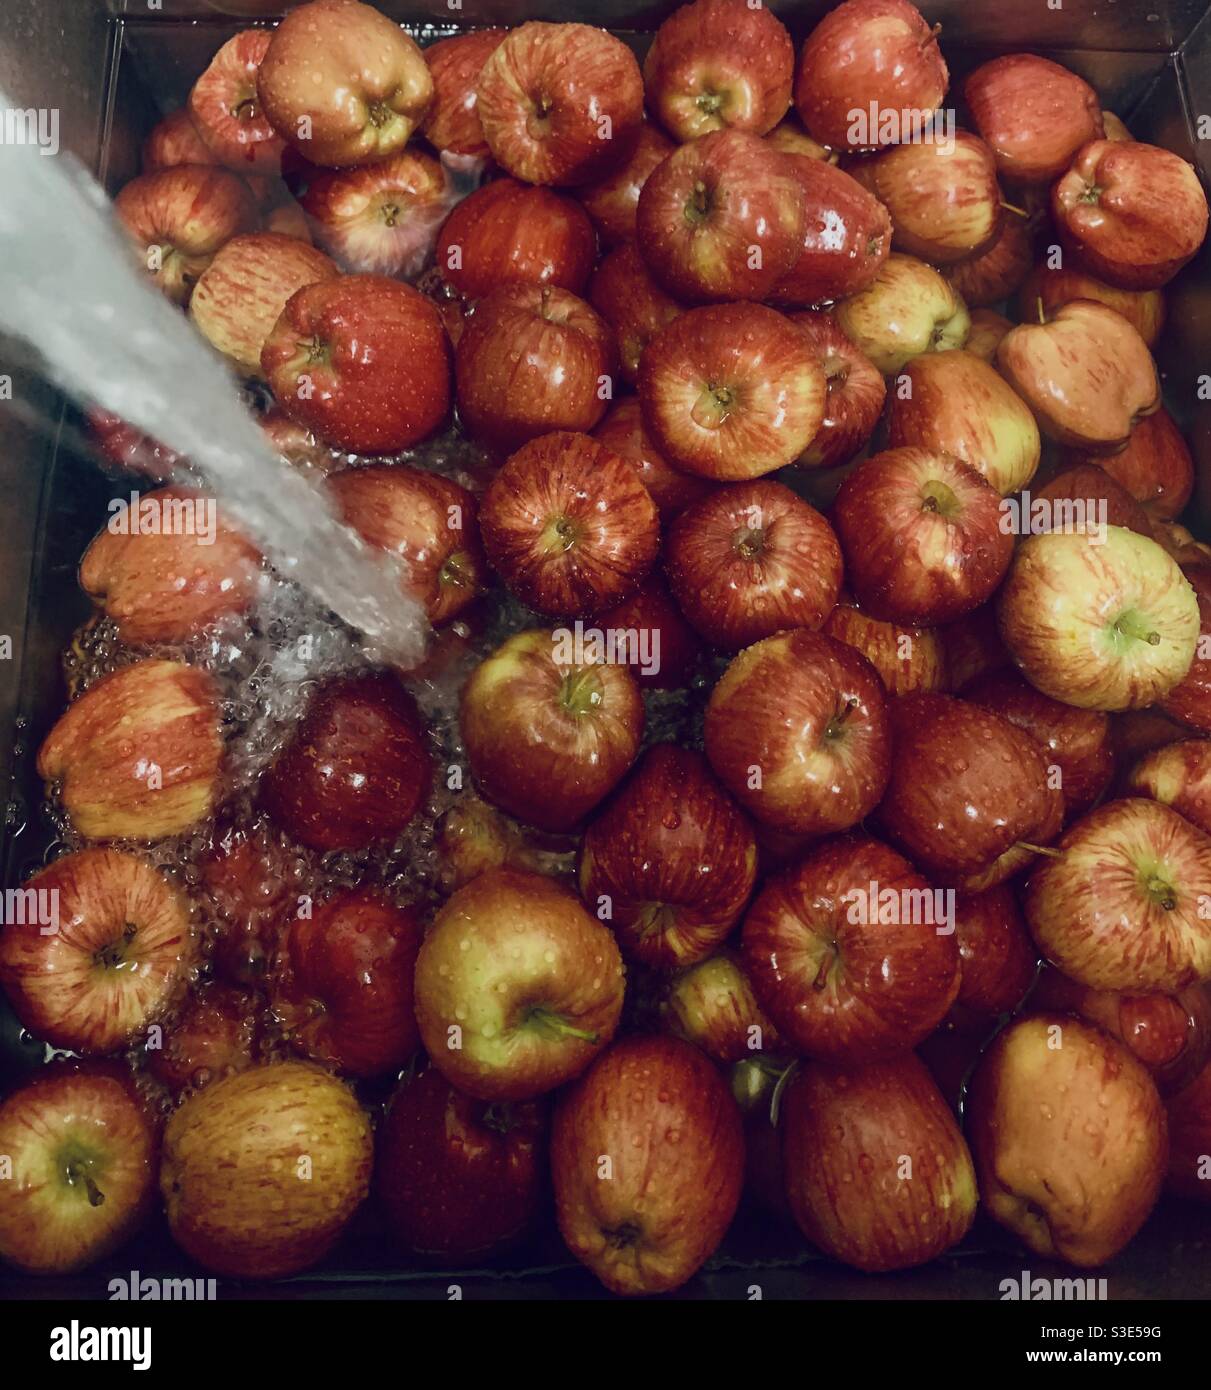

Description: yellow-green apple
[415,868,624,1100]
[591,397,711,519]
[635,129,805,302]
[945,215,1035,307]
[765,114,837,162]
[783,1054,977,1271]
[964,306,1014,362]
[578,745,757,970]
[948,884,1038,1028]
[742,834,960,1060]
[963,55,1103,186]
[0,1064,156,1274]
[1162,564,1211,732]
[1127,738,1211,835]
[142,108,216,172]
[460,628,644,832]
[1016,264,1166,348]
[161,1060,372,1277]
[834,253,970,374]
[638,302,826,479]
[577,123,674,247]
[832,447,1013,625]
[589,242,684,385]
[1053,139,1209,290]
[664,479,842,648]
[788,311,886,469]
[996,527,1199,711]
[642,0,792,141]
[1165,1060,1211,1202]
[661,951,781,1063]
[188,29,286,174]
[1024,798,1211,992]
[704,629,891,835]
[965,1013,1166,1266]
[420,28,507,158]
[257,0,432,167]
[551,1035,743,1294]
[823,594,948,695]
[475,21,643,186]
[794,0,948,152]
[1070,408,1194,521]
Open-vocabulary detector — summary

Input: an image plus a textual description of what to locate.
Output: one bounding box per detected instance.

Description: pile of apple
[5,0,1211,1297]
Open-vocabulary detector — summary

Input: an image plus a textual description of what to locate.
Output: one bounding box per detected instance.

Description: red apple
[188,29,286,175]
[766,113,837,162]
[328,464,484,624]
[635,129,805,302]
[788,311,885,469]
[455,283,614,452]
[199,820,299,986]
[945,213,1036,307]
[258,408,334,475]
[420,28,507,158]
[475,21,644,186]
[415,868,624,1100]
[142,108,217,172]
[588,242,684,384]
[461,629,643,832]
[964,54,1103,186]
[596,575,703,691]
[88,409,183,483]
[1126,738,1211,835]
[257,0,433,168]
[794,0,948,152]
[38,659,223,841]
[964,306,1014,362]
[1153,520,1211,571]
[1053,139,1209,290]
[730,1055,796,1220]
[578,745,758,970]
[939,604,1011,691]
[1031,460,1153,540]
[262,274,451,454]
[479,431,659,619]
[1159,565,1211,732]
[1069,408,1194,522]
[146,982,257,1094]
[1166,1060,1211,1202]
[662,951,781,1063]
[436,177,597,301]
[0,848,195,1054]
[642,0,793,142]
[664,479,842,649]
[823,595,948,696]
[260,672,432,852]
[948,885,1038,1027]
[1016,264,1166,349]
[591,396,710,518]
[782,1054,977,1271]
[638,302,825,479]
[966,1014,1166,1266]
[376,1065,547,1257]
[161,1060,372,1278]
[0,1064,156,1274]
[1113,707,1192,766]
[551,1035,744,1295]
[833,252,971,374]
[576,123,674,247]
[704,629,891,835]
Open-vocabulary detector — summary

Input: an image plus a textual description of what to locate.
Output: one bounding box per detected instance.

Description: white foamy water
[0,123,429,667]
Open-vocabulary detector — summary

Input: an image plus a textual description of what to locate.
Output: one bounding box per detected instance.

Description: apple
[475,21,644,186]
[269,888,421,1077]
[885,350,1040,497]
[578,745,757,970]
[788,311,885,469]
[479,431,659,619]
[832,447,1013,626]
[964,668,1116,820]
[0,848,194,1054]
[146,982,257,1093]
[729,1055,796,1220]
[38,659,222,841]
[114,165,258,305]
[1162,564,1211,732]
[1127,738,1211,835]
[664,478,842,649]
[1113,707,1192,766]
[963,54,1103,186]
[328,464,483,624]
[1153,520,1211,570]
[965,1014,1166,1266]
[948,884,1038,1027]
[996,527,1199,711]
[461,629,644,832]
[190,231,338,378]
[1053,139,1209,290]
[877,692,1062,889]
[198,820,299,986]
[834,253,970,374]
[188,29,285,174]
[161,1060,372,1278]
[89,409,182,483]
[596,575,703,692]
[964,306,1014,362]
[794,0,948,152]
[945,214,1036,308]
[704,629,891,835]
[939,603,1011,691]
[1069,408,1194,522]
[376,1065,547,1257]
[576,123,674,248]
[258,408,333,474]
[1025,798,1211,992]
[0,1064,156,1275]
[822,595,948,696]
[455,283,614,452]
[742,834,960,1061]
[437,177,597,302]
[415,867,624,1100]
[78,485,261,644]
[257,0,432,168]
[1031,967,1211,1097]
[782,1054,977,1271]
[635,129,806,302]
[1016,264,1166,349]
[551,1035,744,1295]
[638,302,825,480]
[1031,460,1153,540]
[591,397,710,518]
[420,28,507,157]
[662,951,781,1063]
[1166,1061,1211,1202]
[767,156,892,306]
[142,108,217,172]
[997,301,1160,452]
[588,242,684,385]
[642,0,792,142]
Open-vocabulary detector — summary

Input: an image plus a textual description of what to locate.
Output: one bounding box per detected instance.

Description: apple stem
[768,1060,800,1129]
[1000,200,1029,218]
[1016,841,1063,860]
[65,1160,105,1207]
[812,949,834,990]
[526,1008,599,1045]
[921,21,943,48]
[1036,297,1047,325]
[825,697,859,740]
[1115,613,1162,646]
